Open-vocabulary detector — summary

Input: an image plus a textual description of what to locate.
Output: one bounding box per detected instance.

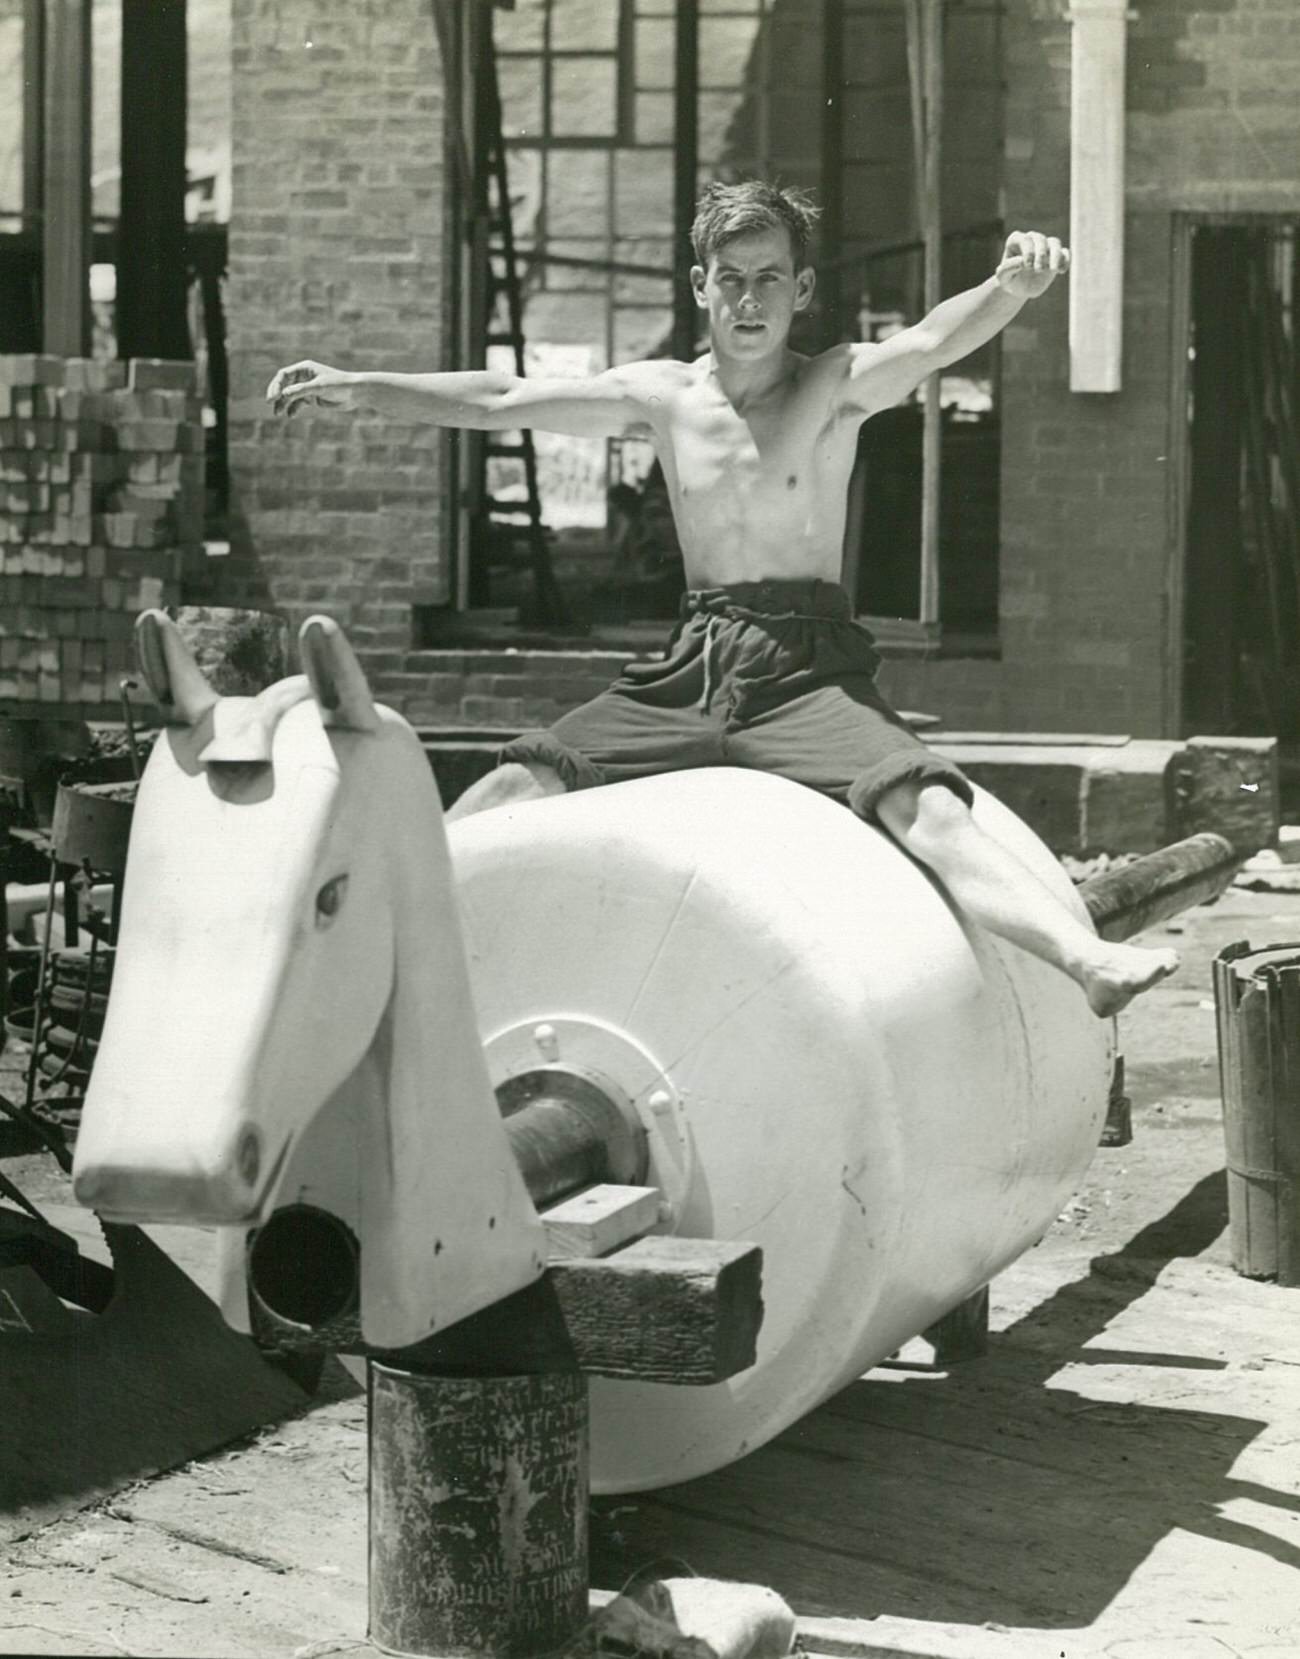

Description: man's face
[692,226,816,359]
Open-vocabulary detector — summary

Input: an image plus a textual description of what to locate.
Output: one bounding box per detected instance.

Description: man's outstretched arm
[265,360,658,440]
[836,229,1070,417]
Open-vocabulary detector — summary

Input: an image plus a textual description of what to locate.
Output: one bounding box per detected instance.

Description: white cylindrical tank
[450,768,1112,1493]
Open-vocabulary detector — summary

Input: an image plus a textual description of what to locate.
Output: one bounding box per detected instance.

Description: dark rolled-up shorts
[500,578,972,821]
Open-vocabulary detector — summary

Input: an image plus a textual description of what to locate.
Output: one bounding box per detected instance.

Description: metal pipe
[246,1204,361,1346]
[498,1065,648,1207]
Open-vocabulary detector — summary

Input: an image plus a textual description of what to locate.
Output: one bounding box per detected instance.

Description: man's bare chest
[663,393,850,498]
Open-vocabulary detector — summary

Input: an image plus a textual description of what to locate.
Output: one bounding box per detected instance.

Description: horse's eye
[315,875,348,925]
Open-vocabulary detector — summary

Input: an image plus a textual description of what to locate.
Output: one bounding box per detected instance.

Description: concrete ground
[1,884,1299,1659]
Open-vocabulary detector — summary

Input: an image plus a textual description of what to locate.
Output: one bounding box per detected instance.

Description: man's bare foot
[1080,942,1180,1018]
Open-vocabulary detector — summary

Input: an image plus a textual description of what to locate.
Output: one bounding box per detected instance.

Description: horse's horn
[135,610,219,726]
[299,615,379,731]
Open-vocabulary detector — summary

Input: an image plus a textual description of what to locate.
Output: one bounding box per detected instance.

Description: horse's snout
[72,1122,267,1225]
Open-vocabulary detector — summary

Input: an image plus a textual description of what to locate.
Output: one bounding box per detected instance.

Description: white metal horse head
[72,611,546,1348]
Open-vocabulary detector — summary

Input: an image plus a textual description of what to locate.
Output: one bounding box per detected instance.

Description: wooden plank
[1068,0,1127,391]
[551,1236,762,1382]
[541,1183,661,1261]
[397,1236,763,1385]
[42,0,92,356]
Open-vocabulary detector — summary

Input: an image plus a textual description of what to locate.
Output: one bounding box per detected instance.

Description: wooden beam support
[671,0,699,362]
[42,0,92,357]
[371,1236,764,1386]
[549,1237,762,1383]
[1068,0,1127,392]
[117,0,191,363]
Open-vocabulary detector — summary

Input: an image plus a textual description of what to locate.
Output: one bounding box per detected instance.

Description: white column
[1068,0,1128,393]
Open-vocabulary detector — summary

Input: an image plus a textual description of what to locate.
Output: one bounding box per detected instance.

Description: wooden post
[117,0,191,363]
[819,0,844,347]
[672,0,699,363]
[905,0,943,625]
[1068,0,1127,392]
[42,0,92,357]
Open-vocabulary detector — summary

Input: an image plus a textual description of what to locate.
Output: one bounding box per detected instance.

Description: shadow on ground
[591,1171,1298,1626]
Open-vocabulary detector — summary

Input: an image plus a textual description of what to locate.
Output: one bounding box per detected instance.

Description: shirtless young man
[268,180,1177,1018]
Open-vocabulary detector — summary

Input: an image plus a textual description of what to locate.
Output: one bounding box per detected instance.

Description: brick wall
[223,0,451,695]
[856,0,1299,739]
[372,648,641,732]
[991,0,1297,739]
[0,354,203,719]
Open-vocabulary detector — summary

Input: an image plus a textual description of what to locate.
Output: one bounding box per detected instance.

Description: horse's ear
[135,610,219,725]
[299,615,379,731]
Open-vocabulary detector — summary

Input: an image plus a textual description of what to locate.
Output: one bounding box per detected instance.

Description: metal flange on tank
[486,1016,693,1225]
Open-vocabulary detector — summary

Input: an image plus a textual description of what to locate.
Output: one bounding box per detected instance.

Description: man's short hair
[691,180,821,272]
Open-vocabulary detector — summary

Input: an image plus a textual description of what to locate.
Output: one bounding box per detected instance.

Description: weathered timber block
[1081,744,1180,855]
[1175,735,1279,855]
[384,1237,763,1385]
[1081,832,1240,943]
[542,1183,661,1261]
[548,1237,763,1384]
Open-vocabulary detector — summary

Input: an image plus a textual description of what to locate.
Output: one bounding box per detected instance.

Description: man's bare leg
[446,761,567,823]
[876,781,1179,1019]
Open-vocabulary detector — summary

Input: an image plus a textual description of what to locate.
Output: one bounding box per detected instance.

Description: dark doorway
[1183,220,1299,738]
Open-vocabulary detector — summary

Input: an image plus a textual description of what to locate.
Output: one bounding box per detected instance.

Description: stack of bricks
[0,354,204,717]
